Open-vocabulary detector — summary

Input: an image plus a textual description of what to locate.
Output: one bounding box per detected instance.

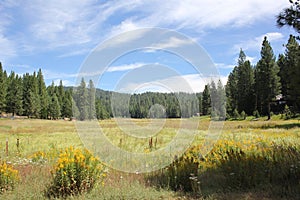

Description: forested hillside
[0,35,299,120]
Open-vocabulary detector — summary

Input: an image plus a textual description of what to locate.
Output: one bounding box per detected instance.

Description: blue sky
[0,0,296,93]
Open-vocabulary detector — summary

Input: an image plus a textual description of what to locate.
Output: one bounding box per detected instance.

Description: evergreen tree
[277,54,288,99]
[6,72,23,116]
[95,99,109,119]
[202,84,211,115]
[37,69,49,119]
[285,35,300,112]
[210,80,226,120]
[217,79,226,120]
[226,67,238,116]
[197,93,202,115]
[88,80,96,120]
[255,37,281,119]
[75,78,88,120]
[277,0,300,37]
[0,62,7,113]
[49,94,61,120]
[31,72,41,118]
[236,50,255,115]
[62,90,73,118]
[57,80,65,114]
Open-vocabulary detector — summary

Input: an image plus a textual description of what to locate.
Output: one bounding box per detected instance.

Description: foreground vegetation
[0,117,299,199]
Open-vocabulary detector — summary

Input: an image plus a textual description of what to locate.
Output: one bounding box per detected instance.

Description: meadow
[0,117,299,199]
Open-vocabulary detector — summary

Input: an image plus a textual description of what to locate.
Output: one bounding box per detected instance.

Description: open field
[0,117,299,199]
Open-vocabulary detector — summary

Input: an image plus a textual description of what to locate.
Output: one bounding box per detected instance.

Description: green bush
[253,110,260,118]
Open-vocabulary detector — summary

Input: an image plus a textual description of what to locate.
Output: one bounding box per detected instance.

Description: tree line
[0,66,72,119]
[0,34,298,120]
[223,35,299,120]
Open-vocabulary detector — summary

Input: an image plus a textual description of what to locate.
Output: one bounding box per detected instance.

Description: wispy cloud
[53,79,74,86]
[0,0,290,62]
[215,63,236,69]
[151,37,193,49]
[107,63,147,72]
[233,32,285,52]
[117,73,228,93]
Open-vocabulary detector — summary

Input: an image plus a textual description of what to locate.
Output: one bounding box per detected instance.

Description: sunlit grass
[0,116,299,199]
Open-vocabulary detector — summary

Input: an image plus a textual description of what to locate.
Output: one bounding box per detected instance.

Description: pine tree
[226,67,238,116]
[285,35,300,112]
[22,73,32,117]
[277,0,300,37]
[255,37,281,119]
[57,80,65,114]
[49,94,61,120]
[37,69,49,119]
[88,80,96,120]
[75,78,88,120]
[278,54,287,99]
[217,80,226,120]
[95,99,109,119]
[202,84,211,115]
[236,50,255,115]
[62,90,73,118]
[6,72,23,116]
[31,72,41,118]
[0,62,7,113]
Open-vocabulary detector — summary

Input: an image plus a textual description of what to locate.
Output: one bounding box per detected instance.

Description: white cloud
[215,63,236,69]
[246,56,257,63]
[111,0,289,31]
[0,35,16,62]
[117,73,228,93]
[0,0,291,58]
[107,63,146,72]
[233,32,285,52]
[151,37,193,49]
[53,79,74,86]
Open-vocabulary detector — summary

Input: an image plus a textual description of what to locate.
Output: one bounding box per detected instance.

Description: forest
[0,34,299,121]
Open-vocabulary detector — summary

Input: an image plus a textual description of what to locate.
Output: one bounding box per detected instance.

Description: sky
[0,0,297,93]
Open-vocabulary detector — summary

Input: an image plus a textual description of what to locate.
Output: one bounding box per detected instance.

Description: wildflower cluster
[46,146,106,198]
[0,161,20,193]
[28,146,61,164]
[148,136,300,195]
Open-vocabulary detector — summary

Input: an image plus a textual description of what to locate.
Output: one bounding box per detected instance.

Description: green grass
[0,117,299,199]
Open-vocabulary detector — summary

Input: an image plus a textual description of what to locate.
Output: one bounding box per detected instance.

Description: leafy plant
[45,146,106,198]
[0,161,20,193]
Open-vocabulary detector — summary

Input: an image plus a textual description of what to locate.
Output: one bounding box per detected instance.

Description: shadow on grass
[260,123,300,129]
[146,145,300,200]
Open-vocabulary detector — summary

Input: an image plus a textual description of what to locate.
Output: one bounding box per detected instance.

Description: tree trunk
[267,102,271,120]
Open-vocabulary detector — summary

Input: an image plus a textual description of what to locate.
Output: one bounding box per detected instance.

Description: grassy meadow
[0,117,299,199]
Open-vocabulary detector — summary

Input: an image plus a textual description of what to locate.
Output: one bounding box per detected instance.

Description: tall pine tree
[285,35,300,112]
[202,84,211,115]
[0,62,7,114]
[75,78,88,120]
[226,67,238,116]
[6,72,23,116]
[236,50,255,115]
[37,69,49,119]
[88,80,96,120]
[255,37,281,119]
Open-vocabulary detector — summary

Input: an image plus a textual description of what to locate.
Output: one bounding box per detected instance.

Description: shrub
[148,139,300,197]
[253,110,260,118]
[45,146,106,198]
[283,105,292,119]
[240,111,246,120]
[233,109,240,120]
[0,161,20,193]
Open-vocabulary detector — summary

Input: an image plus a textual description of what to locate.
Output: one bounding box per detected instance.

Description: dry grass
[0,117,299,199]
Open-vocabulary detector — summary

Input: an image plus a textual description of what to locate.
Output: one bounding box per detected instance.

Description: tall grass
[0,118,300,199]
